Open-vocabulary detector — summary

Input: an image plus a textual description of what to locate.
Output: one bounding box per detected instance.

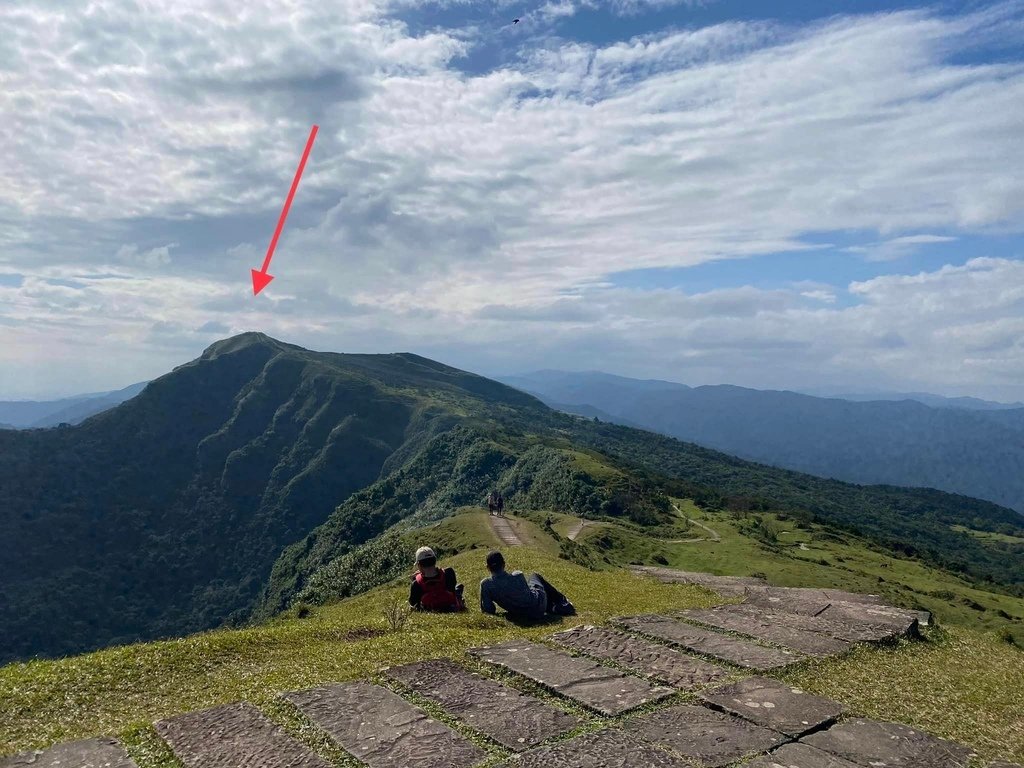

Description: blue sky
[0,0,1022,400]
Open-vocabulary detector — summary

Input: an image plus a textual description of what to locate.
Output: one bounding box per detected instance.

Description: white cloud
[845,233,958,261]
[0,2,1023,400]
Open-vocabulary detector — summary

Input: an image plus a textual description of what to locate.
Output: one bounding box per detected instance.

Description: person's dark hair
[419,556,437,568]
[485,550,505,572]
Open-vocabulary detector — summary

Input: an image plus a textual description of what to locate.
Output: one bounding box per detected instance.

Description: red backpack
[415,568,464,612]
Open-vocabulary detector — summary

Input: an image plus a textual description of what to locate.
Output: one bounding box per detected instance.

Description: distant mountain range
[3,334,1021,663]
[0,382,148,429]
[820,391,1024,411]
[501,370,1024,514]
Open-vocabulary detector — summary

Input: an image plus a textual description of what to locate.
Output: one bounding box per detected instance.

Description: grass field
[573,501,1024,631]
[2,510,1022,765]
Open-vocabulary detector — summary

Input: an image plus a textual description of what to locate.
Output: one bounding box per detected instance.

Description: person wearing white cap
[408,546,466,612]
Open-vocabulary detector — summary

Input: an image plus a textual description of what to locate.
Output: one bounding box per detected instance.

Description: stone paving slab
[625,704,786,767]
[699,676,843,737]
[615,615,804,670]
[745,742,863,768]
[689,603,902,643]
[744,590,923,632]
[549,625,730,690]
[0,738,138,768]
[629,567,767,596]
[495,728,690,768]
[678,608,853,656]
[820,601,923,634]
[468,640,673,716]
[285,681,485,768]
[803,718,976,767]
[744,586,885,606]
[155,702,329,768]
[384,658,578,751]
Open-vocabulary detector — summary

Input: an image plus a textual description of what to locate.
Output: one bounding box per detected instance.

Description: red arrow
[251,124,319,295]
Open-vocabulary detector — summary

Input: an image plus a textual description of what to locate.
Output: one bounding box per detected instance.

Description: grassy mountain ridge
[3,333,1023,665]
[562,416,1024,589]
[1,334,523,662]
[506,370,1024,514]
[2,511,1022,765]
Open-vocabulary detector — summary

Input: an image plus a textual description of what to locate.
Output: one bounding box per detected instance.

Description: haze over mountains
[2,333,1022,664]
[503,371,1024,515]
[0,382,148,429]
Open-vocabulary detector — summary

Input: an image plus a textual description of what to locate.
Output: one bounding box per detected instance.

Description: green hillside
[506,370,1024,513]
[2,332,1022,666]
[2,511,1022,765]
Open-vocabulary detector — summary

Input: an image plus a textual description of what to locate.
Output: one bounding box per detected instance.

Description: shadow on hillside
[499,613,567,628]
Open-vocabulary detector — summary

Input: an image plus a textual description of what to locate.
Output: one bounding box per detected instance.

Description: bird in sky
[513,18,520,24]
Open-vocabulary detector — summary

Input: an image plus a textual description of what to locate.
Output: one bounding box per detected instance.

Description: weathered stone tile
[494,728,690,768]
[743,589,921,634]
[679,608,853,656]
[625,704,786,767]
[384,658,578,751]
[285,681,485,768]
[0,738,138,768]
[468,640,673,716]
[744,742,863,768]
[155,702,329,768]
[744,586,885,606]
[803,718,976,767]
[615,615,804,670]
[691,603,901,643]
[699,676,843,737]
[549,625,729,690]
[818,601,921,635]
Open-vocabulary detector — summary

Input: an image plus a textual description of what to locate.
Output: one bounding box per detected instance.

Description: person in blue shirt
[479,550,575,620]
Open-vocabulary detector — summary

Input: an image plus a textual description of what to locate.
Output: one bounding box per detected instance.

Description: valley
[2,333,1022,666]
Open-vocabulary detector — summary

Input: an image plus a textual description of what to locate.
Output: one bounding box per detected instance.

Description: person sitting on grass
[409,547,465,612]
[479,550,575,620]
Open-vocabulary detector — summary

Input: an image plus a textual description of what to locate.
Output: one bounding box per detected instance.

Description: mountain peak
[201,332,284,359]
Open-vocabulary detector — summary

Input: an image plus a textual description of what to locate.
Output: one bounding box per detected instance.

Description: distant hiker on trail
[409,547,465,612]
[479,550,575,620]
[487,490,498,516]
[495,491,505,517]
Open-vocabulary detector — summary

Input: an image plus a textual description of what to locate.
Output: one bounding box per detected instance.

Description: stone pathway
[468,640,673,716]
[489,514,523,546]
[550,624,729,690]
[285,681,485,768]
[616,614,806,670]
[155,702,329,768]
[678,607,854,656]
[8,568,1017,768]
[384,659,578,751]
[695,602,904,643]
[0,738,138,768]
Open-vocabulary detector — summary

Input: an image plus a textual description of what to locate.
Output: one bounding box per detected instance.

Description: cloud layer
[0,1,1022,399]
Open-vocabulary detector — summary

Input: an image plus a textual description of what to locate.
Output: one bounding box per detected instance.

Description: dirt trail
[669,505,721,543]
[566,519,597,541]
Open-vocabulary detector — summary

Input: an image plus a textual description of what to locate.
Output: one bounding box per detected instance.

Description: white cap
[415,546,436,563]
